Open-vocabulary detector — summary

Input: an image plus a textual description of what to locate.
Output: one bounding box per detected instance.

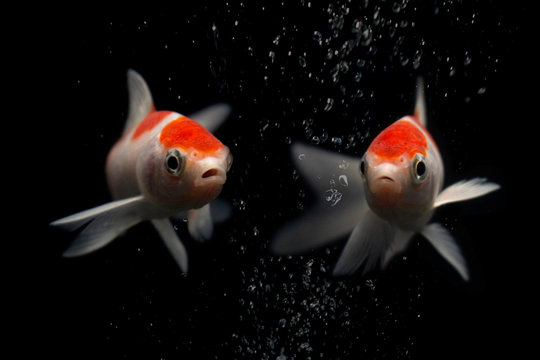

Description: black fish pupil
[416,161,426,177]
[168,156,179,170]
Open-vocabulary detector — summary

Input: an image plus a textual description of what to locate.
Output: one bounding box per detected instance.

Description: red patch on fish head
[368,119,427,162]
[159,116,224,154]
[132,110,173,140]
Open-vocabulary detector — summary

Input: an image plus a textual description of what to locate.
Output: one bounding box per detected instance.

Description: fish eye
[411,153,427,183]
[226,152,233,172]
[359,157,367,177]
[165,149,186,176]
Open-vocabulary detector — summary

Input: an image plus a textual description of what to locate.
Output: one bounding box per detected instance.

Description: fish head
[138,115,232,209]
[360,118,440,223]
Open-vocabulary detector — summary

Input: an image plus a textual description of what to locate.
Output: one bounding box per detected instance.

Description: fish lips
[366,174,404,209]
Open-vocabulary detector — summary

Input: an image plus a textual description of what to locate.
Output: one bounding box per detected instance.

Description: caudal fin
[124,69,155,135]
[51,196,146,257]
[414,77,427,126]
[189,103,232,133]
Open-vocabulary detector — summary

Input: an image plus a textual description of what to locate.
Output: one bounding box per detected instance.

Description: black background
[15,1,532,359]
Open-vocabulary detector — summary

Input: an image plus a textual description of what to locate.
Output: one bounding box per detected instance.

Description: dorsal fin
[414,77,427,126]
[124,69,155,134]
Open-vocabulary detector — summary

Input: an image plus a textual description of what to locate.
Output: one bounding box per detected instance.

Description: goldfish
[51,70,233,273]
[271,79,499,281]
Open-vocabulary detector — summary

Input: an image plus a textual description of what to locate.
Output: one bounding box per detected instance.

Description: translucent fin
[188,204,213,242]
[434,178,500,208]
[421,223,469,281]
[124,69,154,134]
[51,195,147,257]
[271,143,365,255]
[381,230,415,269]
[414,77,427,126]
[333,209,394,276]
[50,196,145,231]
[189,103,232,133]
[210,198,233,224]
[151,219,188,273]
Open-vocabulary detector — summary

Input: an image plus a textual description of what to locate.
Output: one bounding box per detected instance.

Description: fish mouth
[369,175,402,200]
[377,176,395,183]
[198,168,226,185]
[202,169,219,178]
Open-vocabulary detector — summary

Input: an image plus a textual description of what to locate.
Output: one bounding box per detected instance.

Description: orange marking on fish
[132,111,174,140]
[369,119,427,159]
[160,116,223,153]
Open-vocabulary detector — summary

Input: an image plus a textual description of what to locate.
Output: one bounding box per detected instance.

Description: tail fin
[124,69,155,134]
[414,77,427,126]
[189,103,232,133]
[51,196,146,257]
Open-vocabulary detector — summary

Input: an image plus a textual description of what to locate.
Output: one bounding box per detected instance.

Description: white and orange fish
[272,79,499,280]
[51,70,233,272]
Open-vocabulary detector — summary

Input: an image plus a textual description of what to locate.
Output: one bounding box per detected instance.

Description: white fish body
[272,79,499,281]
[51,70,233,272]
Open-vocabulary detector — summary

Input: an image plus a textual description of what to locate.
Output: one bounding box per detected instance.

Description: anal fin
[333,209,394,276]
[188,204,213,242]
[151,219,188,273]
[421,223,469,281]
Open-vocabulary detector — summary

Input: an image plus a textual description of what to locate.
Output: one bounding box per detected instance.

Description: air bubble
[413,50,422,69]
[324,98,334,111]
[324,188,343,206]
[269,51,276,63]
[464,52,472,65]
[298,55,307,68]
[331,136,343,145]
[312,30,323,45]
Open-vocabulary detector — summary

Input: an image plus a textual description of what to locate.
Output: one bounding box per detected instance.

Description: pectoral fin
[271,143,365,255]
[434,178,500,208]
[51,195,147,257]
[333,209,394,276]
[421,223,469,281]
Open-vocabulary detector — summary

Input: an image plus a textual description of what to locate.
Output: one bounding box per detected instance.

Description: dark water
[24,2,530,359]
